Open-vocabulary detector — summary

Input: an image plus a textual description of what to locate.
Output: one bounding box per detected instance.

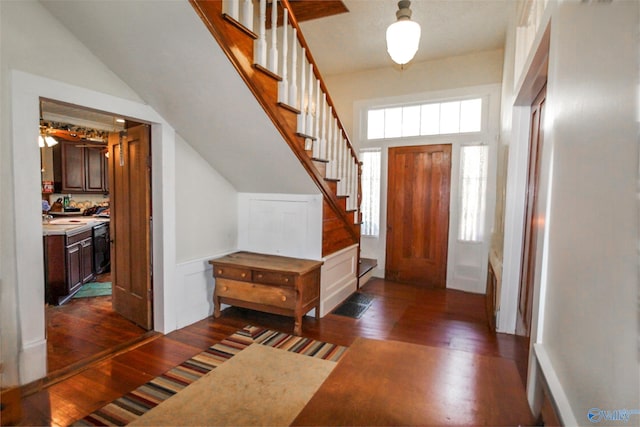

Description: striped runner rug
[73,325,347,426]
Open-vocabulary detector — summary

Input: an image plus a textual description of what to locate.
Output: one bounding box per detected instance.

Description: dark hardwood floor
[46,273,148,374]
[21,277,532,426]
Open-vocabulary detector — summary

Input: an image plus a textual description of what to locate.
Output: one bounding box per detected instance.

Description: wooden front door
[108,125,153,330]
[385,144,452,288]
[517,85,546,337]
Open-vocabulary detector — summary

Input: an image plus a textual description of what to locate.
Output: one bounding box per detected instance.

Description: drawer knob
[223,286,228,291]
[241,273,246,278]
[217,269,223,275]
[284,278,289,283]
[257,274,263,279]
[281,295,287,302]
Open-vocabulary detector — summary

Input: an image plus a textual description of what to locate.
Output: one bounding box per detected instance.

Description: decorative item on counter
[42,200,50,213]
[42,181,54,193]
[50,198,63,212]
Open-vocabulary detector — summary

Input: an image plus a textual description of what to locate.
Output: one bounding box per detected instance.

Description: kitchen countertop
[42,217,110,236]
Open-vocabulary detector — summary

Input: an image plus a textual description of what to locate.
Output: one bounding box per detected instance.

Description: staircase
[190,0,361,257]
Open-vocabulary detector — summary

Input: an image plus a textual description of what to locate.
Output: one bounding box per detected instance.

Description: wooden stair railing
[190,0,361,256]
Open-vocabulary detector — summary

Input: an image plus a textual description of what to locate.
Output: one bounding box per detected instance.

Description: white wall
[538,2,639,422]
[325,49,504,144]
[0,0,238,385]
[175,134,238,263]
[499,1,640,423]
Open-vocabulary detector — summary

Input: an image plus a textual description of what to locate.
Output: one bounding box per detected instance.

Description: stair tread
[296,132,317,141]
[222,13,258,39]
[358,258,377,278]
[311,157,329,163]
[277,102,301,115]
[253,63,282,81]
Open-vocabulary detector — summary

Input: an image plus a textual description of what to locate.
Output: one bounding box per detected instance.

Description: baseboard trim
[533,343,578,426]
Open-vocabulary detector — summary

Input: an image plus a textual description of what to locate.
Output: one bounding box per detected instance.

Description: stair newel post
[355,159,361,223]
[336,135,344,195]
[298,48,306,135]
[330,118,339,179]
[340,140,347,196]
[351,157,357,212]
[320,93,327,161]
[346,154,353,209]
[278,8,289,105]
[241,0,253,29]
[313,79,322,159]
[289,27,298,109]
[256,0,267,67]
[325,108,333,178]
[268,0,278,74]
[344,147,353,204]
[305,63,314,138]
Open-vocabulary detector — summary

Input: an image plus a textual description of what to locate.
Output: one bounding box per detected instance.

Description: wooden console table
[209,251,323,335]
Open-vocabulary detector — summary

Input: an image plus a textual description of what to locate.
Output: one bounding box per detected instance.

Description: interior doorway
[516,85,546,338]
[385,144,452,287]
[40,99,152,374]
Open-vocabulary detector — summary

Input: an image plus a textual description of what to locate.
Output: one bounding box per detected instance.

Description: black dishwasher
[93,222,111,274]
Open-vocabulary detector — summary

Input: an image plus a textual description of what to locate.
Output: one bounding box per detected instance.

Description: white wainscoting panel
[174,252,233,329]
[237,193,322,260]
[320,244,358,317]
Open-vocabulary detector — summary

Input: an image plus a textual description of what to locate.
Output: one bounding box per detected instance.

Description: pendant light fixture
[386,0,421,66]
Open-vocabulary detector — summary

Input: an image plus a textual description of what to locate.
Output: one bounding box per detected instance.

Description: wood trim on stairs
[189,0,360,256]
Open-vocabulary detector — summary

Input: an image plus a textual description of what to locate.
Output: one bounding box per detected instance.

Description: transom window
[367,98,482,140]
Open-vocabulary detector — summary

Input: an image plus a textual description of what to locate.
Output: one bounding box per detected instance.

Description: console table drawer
[217,278,296,310]
[254,270,295,287]
[213,265,251,282]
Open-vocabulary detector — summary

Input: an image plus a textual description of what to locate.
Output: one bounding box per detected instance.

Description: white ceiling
[41,0,318,194]
[38,0,508,192]
[299,0,509,76]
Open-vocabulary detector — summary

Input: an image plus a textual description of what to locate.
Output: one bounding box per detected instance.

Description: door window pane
[367,109,385,139]
[439,101,461,134]
[460,98,482,132]
[401,105,421,137]
[384,107,402,138]
[420,103,440,135]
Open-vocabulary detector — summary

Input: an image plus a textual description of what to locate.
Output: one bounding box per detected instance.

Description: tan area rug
[129,343,336,426]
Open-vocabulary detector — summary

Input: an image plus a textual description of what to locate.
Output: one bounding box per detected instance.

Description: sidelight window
[458,144,489,242]
[360,148,381,237]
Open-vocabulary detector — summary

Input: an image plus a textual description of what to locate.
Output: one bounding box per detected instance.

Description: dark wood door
[518,85,546,337]
[385,144,452,288]
[108,125,152,330]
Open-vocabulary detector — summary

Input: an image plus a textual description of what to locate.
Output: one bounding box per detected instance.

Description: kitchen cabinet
[53,141,108,193]
[44,229,95,305]
[209,251,323,335]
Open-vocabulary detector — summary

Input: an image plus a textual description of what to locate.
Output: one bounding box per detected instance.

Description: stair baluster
[278,8,289,105]
[289,27,298,109]
[256,0,267,67]
[268,0,278,74]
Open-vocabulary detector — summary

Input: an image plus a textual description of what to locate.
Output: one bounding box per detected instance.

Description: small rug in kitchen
[73,282,112,298]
